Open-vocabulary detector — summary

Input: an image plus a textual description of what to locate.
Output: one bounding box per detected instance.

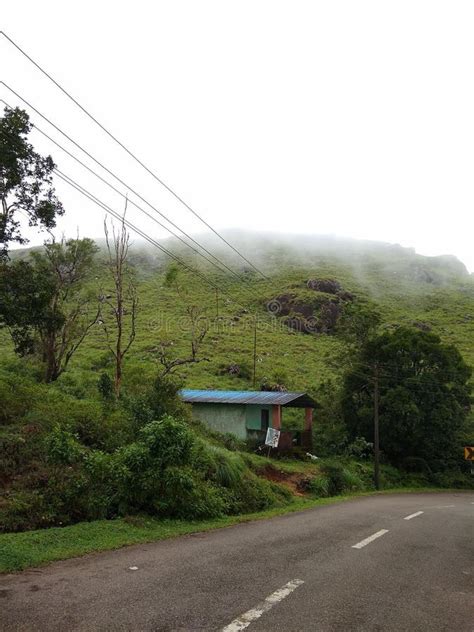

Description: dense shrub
[1,394,302,532]
[46,426,84,464]
[307,459,407,498]
[225,472,291,514]
[400,456,431,474]
[430,470,474,489]
[319,461,364,495]
[206,446,246,487]
[0,490,52,532]
[220,433,246,452]
[0,427,31,483]
[0,369,43,424]
[1,362,472,534]
[307,475,330,497]
[345,436,373,459]
[114,416,203,517]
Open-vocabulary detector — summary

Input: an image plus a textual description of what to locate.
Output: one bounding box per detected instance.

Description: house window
[261,409,269,431]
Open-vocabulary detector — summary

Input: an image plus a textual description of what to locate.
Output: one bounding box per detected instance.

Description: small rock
[307,279,341,294]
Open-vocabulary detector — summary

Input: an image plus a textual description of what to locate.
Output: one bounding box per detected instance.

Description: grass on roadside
[0,487,457,574]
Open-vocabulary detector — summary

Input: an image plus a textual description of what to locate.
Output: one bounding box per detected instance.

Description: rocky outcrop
[306,278,341,293]
[267,278,353,335]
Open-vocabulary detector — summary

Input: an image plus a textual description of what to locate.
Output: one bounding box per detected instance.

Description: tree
[342,327,472,467]
[35,237,100,382]
[0,258,56,356]
[338,300,381,347]
[156,263,209,376]
[100,209,138,397]
[0,237,99,381]
[0,107,64,259]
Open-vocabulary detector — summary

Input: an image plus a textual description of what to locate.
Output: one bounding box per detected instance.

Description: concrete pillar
[272,404,281,430]
[304,407,313,431]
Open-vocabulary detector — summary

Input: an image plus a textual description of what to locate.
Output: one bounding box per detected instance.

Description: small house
[180,389,317,450]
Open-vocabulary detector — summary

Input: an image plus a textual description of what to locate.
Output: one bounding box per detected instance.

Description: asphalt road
[0,492,473,631]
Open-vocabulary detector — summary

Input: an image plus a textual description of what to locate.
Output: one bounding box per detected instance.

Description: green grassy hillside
[3,232,473,396]
[1,232,473,538]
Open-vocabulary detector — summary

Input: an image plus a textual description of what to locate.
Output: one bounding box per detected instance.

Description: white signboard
[265,427,280,448]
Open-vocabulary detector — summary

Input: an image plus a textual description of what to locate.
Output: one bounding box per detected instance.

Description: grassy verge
[0,487,459,574]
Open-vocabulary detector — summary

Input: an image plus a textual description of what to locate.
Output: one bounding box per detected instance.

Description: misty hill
[125,230,471,281]
[3,231,473,397]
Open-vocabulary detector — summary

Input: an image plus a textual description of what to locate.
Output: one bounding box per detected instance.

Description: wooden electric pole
[373,365,380,490]
[253,314,257,388]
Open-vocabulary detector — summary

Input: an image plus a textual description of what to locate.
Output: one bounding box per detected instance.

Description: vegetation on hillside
[0,106,473,537]
[342,327,471,467]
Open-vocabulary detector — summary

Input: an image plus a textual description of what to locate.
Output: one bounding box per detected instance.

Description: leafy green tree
[0,259,55,355]
[338,300,381,346]
[0,237,99,381]
[312,378,349,455]
[342,327,472,467]
[0,107,64,259]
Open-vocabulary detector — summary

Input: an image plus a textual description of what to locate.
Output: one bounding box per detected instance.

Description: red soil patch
[259,464,313,497]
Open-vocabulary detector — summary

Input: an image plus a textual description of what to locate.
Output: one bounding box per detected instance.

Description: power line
[3,111,468,358]
[0,121,203,284]
[0,99,222,275]
[1,116,277,388]
[0,86,263,291]
[52,168,277,323]
[53,168,225,295]
[346,368,470,393]
[7,132,466,386]
[0,31,269,280]
[0,98,265,292]
[53,169,298,347]
[0,118,282,337]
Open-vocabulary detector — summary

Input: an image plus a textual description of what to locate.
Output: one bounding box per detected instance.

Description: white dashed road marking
[404,511,424,521]
[222,579,304,632]
[352,529,389,549]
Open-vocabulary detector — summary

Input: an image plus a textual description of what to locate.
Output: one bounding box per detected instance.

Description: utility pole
[373,364,380,490]
[253,313,257,388]
[215,288,219,319]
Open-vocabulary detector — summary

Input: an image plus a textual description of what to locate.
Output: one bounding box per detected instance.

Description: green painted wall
[189,403,273,439]
[190,403,247,440]
[245,405,271,430]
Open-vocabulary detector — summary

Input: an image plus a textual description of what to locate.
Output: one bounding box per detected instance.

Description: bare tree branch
[100,198,138,396]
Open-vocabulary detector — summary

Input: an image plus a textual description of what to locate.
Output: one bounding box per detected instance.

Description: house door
[261,409,269,431]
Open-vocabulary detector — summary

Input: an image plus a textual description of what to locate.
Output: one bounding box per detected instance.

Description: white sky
[2,1,474,271]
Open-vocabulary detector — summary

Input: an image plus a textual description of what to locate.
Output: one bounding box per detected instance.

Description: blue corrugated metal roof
[179,389,316,407]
